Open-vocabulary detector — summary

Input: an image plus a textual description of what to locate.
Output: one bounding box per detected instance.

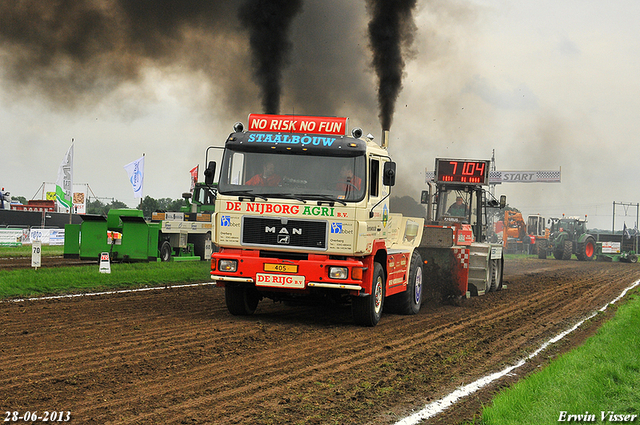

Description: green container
[112,215,150,261]
[147,222,160,260]
[78,215,108,260]
[63,224,80,258]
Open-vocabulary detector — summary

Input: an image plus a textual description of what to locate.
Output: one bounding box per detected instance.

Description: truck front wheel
[225,285,260,316]
[352,262,385,326]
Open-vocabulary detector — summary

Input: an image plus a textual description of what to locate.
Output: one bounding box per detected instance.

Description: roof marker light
[233,122,244,132]
[351,128,363,139]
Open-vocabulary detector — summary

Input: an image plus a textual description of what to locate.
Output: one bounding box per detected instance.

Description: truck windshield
[218,149,366,202]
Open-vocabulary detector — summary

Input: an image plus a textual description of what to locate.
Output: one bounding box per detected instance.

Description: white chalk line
[4,282,216,303]
[394,278,640,425]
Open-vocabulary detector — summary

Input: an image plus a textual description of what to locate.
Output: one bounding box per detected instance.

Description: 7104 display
[435,159,490,185]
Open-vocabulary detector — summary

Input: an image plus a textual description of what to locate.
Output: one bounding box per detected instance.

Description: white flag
[124,156,145,198]
[55,144,74,212]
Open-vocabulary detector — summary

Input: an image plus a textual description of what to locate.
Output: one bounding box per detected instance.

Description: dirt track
[1,258,639,424]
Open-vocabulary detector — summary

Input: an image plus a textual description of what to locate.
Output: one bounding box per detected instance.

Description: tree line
[87,196,185,217]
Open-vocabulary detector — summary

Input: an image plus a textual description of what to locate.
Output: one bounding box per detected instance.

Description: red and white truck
[210,114,425,326]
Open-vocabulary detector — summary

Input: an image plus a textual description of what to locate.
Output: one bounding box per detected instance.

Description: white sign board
[602,242,621,254]
[31,240,42,268]
[0,229,23,246]
[99,252,111,274]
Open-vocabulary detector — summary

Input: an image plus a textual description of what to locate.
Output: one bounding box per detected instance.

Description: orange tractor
[501,210,528,253]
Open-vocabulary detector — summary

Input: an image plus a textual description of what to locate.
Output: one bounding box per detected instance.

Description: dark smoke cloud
[0,0,246,107]
[238,0,303,114]
[0,0,414,128]
[367,0,417,131]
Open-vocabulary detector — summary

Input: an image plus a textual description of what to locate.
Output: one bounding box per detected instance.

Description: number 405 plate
[264,263,298,273]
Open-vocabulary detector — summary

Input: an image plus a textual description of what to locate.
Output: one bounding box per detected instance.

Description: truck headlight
[329,266,348,279]
[218,259,238,272]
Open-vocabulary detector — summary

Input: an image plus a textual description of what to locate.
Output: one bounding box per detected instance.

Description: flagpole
[69,139,74,224]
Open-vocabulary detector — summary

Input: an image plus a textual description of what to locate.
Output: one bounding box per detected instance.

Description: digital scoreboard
[434,158,490,185]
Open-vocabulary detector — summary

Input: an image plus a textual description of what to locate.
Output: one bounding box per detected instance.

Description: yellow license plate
[264,263,298,273]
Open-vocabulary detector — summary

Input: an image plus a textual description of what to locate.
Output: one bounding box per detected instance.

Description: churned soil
[1,258,639,424]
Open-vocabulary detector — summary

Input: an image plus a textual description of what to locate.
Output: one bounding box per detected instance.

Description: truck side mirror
[383,162,396,187]
[500,195,506,209]
[204,161,216,185]
[420,190,429,204]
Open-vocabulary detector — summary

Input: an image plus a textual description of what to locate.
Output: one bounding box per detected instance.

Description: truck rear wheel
[386,252,423,315]
[352,262,385,326]
[225,285,260,316]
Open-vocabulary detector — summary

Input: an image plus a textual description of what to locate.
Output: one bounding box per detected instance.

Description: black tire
[225,285,260,316]
[386,252,423,315]
[537,240,548,259]
[352,262,385,326]
[562,240,572,260]
[159,241,172,262]
[576,236,596,261]
[488,257,503,292]
[630,255,638,263]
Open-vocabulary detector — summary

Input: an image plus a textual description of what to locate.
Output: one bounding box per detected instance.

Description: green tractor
[537,216,596,261]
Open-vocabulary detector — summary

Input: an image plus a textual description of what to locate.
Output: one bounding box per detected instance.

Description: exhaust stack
[382,130,389,149]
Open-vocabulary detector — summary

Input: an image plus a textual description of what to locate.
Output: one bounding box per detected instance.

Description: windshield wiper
[302,194,347,206]
[264,193,307,203]
[219,190,268,202]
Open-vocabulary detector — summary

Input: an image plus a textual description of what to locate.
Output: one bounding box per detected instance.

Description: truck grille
[242,217,327,250]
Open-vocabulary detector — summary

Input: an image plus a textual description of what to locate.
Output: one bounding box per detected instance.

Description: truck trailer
[210,114,425,326]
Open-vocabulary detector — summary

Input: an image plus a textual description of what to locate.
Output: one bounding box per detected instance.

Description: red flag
[190,165,199,193]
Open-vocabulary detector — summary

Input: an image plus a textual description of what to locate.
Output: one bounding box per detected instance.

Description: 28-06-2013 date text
[4,411,71,422]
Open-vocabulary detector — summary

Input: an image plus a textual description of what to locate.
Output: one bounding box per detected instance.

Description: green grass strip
[479,291,640,424]
[0,245,64,258]
[0,261,212,300]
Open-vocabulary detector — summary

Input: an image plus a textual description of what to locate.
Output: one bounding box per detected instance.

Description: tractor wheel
[352,262,385,326]
[562,241,573,260]
[577,237,596,261]
[553,245,564,260]
[630,255,638,263]
[386,252,423,315]
[159,241,172,262]
[225,285,260,316]
[489,257,503,292]
[537,240,548,259]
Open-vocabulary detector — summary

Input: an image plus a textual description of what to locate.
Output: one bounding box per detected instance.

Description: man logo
[265,226,302,235]
[278,234,290,244]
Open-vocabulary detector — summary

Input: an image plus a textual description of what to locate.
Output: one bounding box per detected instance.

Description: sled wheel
[489,257,503,291]
[159,241,172,262]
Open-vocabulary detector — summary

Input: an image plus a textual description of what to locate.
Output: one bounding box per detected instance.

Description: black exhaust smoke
[239,0,303,114]
[367,0,417,131]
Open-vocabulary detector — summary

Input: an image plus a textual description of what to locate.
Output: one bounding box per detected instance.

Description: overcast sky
[1,0,638,230]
